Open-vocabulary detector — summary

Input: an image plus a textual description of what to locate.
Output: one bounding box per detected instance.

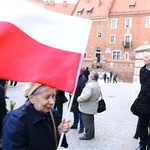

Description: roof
[73,0,112,19]
[134,44,150,52]
[110,0,150,15]
[44,3,76,15]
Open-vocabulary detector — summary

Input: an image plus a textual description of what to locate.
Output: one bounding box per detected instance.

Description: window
[124,52,129,60]
[77,11,82,16]
[125,18,132,28]
[97,30,102,37]
[124,34,132,46]
[146,17,150,28]
[110,35,115,43]
[77,7,84,16]
[86,7,93,15]
[87,10,91,15]
[111,19,117,29]
[112,51,121,60]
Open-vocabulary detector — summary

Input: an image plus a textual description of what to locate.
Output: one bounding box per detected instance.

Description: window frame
[110,35,115,43]
[112,50,121,60]
[111,18,117,29]
[97,30,102,37]
[124,34,132,46]
[146,16,150,28]
[125,18,132,28]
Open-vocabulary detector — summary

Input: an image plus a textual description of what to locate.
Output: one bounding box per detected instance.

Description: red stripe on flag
[0,22,81,93]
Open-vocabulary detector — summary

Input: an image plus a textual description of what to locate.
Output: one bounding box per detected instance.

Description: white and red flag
[0,0,92,93]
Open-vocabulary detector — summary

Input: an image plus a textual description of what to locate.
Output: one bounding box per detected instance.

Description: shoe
[136,144,146,150]
[70,125,77,129]
[133,135,138,139]
[78,128,84,134]
[79,136,92,140]
[5,96,9,99]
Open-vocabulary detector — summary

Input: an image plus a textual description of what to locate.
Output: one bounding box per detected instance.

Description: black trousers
[139,113,150,146]
[82,113,94,139]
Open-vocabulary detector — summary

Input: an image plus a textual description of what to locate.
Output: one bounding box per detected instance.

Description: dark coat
[2,104,68,150]
[138,65,150,114]
[55,90,67,105]
[0,85,7,137]
[83,68,90,81]
[71,74,86,112]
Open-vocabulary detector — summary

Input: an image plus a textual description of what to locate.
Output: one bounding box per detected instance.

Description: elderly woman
[2,82,70,150]
[77,71,101,140]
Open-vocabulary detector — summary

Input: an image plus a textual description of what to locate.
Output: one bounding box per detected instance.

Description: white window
[77,11,82,16]
[146,17,150,28]
[125,18,132,28]
[97,30,102,37]
[111,19,117,29]
[112,50,121,60]
[124,52,129,60]
[124,34,132,46]
[110,35,115,43]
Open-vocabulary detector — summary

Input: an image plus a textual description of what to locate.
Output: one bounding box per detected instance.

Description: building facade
[27,0,150,82]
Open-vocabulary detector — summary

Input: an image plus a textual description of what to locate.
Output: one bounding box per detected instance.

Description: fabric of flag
[0,0,92,93]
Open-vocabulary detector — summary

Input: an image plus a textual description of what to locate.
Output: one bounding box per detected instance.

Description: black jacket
[71,74,86,112]
[138,65,150,114]
[0,85,7,137]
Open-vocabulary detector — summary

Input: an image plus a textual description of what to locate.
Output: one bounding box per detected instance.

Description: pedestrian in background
[83,67,90,82]
[10,81,17,87]
[70,69,87,134]
[113,72,117,83]
[2,82,70,150]
[54,90,68,121]
[106,71,110,83]
[77,71,101,140]
[103,72,107,83]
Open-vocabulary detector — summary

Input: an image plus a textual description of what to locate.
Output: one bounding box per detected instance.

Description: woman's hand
[58,119,70,135]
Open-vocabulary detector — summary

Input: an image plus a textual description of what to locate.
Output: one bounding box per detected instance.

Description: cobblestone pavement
[6,80,139,150]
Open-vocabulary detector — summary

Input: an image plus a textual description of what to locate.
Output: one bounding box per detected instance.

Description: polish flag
[0,0,92,93]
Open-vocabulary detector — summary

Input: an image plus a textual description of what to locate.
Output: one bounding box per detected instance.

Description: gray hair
[90,71,99,81]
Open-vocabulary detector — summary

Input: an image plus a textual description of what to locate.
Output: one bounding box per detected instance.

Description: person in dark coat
[54,90,68,120]
[0,84,7,145]
[2,82,70,150]
[83,67,90,82]
[136,51,150,150]
[70,70,87,133]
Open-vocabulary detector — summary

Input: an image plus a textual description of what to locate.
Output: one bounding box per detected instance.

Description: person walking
[70,70,87,133]
[2,82,70,150]
[103,72,107,83]
[77,71,101,140]
[136,51,150,150]
[113,72,117,83]
[10,81,17,87]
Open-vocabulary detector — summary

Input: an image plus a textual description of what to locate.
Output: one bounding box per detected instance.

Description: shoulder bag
[97,92,106,113]
[130,97,140,116]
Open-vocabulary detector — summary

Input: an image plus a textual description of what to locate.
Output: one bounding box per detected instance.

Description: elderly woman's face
[29,86,56,113]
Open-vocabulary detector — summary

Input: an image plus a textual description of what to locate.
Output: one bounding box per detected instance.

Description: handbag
[97,92,106,113]
[130,98,140,116]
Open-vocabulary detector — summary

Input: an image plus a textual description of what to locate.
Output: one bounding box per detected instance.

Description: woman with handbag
[77,71,101,140]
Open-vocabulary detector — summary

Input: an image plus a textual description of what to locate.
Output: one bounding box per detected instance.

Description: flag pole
[57,91,75,150]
